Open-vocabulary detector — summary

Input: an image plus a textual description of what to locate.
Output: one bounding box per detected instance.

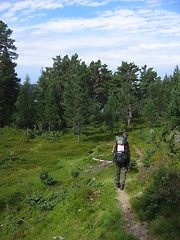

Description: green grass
[0,125,179,240]
[0,126,137,240]
[127,124,180,240]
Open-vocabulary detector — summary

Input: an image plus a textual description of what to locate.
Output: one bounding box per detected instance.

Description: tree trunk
[77,123,81,142]
[127,104,132,128]
[48,122,51,132]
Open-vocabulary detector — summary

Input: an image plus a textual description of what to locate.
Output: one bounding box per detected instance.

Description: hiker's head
[123,132,128,138]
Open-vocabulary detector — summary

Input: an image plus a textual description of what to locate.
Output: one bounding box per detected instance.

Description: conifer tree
[63,55,92,141]
[44,84,58,131]
[113,62,139,128]
[16,75,35,128]
[168,66,180,127]
[138,65,159,116]
[88,60,112,112]
[0,21,20,127]
[103,93,119,134]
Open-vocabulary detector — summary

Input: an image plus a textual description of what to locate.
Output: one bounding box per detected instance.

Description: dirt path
[117,189,156,240]
[116,145,158,240]
[92,146,158,240]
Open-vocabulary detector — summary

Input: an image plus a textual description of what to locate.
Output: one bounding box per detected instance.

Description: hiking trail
[117,145,158,240]
[92,145,159,240]
[117,189,156,240]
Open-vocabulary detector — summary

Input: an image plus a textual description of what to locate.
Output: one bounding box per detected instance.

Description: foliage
[62,55,93,141]
[39,171,55,185]
[150,125,180,159]
[112,61,139,128]
[1,22,180,133]
[16,75,35,128]
[0,20,20,127]
[0,126,139,240]
[128,157,139,172]
[168,66,180,127]
[131,165,179,240]
[133,167,179,222]
[0,22,180,239]
[1,125,179,239]
[71,170,80,178]
[142,149,156,168]
[26,191,67,211]
[103,93,119,134]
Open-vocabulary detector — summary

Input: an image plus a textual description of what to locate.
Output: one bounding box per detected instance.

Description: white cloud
[0,0,63,22]
[13,0,63,11]
[64,0,112,7]
[15,6,178,39]
[0,2,11,12]
[1,0,180,81]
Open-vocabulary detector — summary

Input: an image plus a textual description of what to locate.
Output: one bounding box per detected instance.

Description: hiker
[112,132,130,190]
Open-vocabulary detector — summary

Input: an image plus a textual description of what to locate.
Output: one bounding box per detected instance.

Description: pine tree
[0,21,20,127]
[44,84,58,131]
[63,55,92,141]
[113,62,139,128]
[36,55,74,131]
[16,75,35,128]
[103,93,119,134]
[88,60,112,112]
[138,65,159,116]
[168,66,180,128]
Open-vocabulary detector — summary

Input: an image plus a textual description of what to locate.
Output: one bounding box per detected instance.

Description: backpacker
[114,136,129,164]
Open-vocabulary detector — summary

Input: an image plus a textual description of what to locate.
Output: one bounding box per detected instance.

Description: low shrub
[39,171,55,185]
[133,166,180,238]
[26,193,60,211]
[142,149,156,168]
[71,170,79,178]
[129,157,139,172]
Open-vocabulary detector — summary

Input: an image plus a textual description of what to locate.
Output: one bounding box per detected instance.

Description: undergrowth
[128,124,180,240]
[0,126,137,240]
[0,124,179,240]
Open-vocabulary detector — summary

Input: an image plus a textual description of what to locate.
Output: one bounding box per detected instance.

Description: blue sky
[0,0,180,83]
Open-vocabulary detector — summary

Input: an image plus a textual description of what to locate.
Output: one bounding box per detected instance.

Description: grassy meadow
[0,125,179,240]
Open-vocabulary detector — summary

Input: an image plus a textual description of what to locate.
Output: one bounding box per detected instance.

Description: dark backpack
[114,136,129,164]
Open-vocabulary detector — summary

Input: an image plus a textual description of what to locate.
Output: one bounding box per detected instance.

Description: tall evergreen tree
[139,65,159,99]
[44,83,58,131]
[88,60,112,112]
[16,75,35,128]
[48,55,71,129]
[0,21,20,127]
[113,62,139,128]
[103,93,119,134]
[168,66,180,128]
[143,79,167,122]
[63,55,92,141]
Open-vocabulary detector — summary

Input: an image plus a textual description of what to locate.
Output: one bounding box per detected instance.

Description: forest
[0,20,179,137]
[0,20,179,240]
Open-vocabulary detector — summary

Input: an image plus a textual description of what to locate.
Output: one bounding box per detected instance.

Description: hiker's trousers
[114,162,127,186]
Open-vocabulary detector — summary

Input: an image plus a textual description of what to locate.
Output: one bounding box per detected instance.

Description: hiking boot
[120,184,124,190]
[116,183,120,188]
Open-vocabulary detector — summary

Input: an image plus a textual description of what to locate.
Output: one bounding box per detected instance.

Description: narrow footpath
[117,145,158,240]
[117,189,156,240]
[92,145,159,240]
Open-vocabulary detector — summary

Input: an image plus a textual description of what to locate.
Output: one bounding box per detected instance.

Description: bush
[142,149,155,168]
[129,157,138,172]
[133,167,180,221]
[26,193,64,211]
[39,171,54,185]
[71,170,79,178]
